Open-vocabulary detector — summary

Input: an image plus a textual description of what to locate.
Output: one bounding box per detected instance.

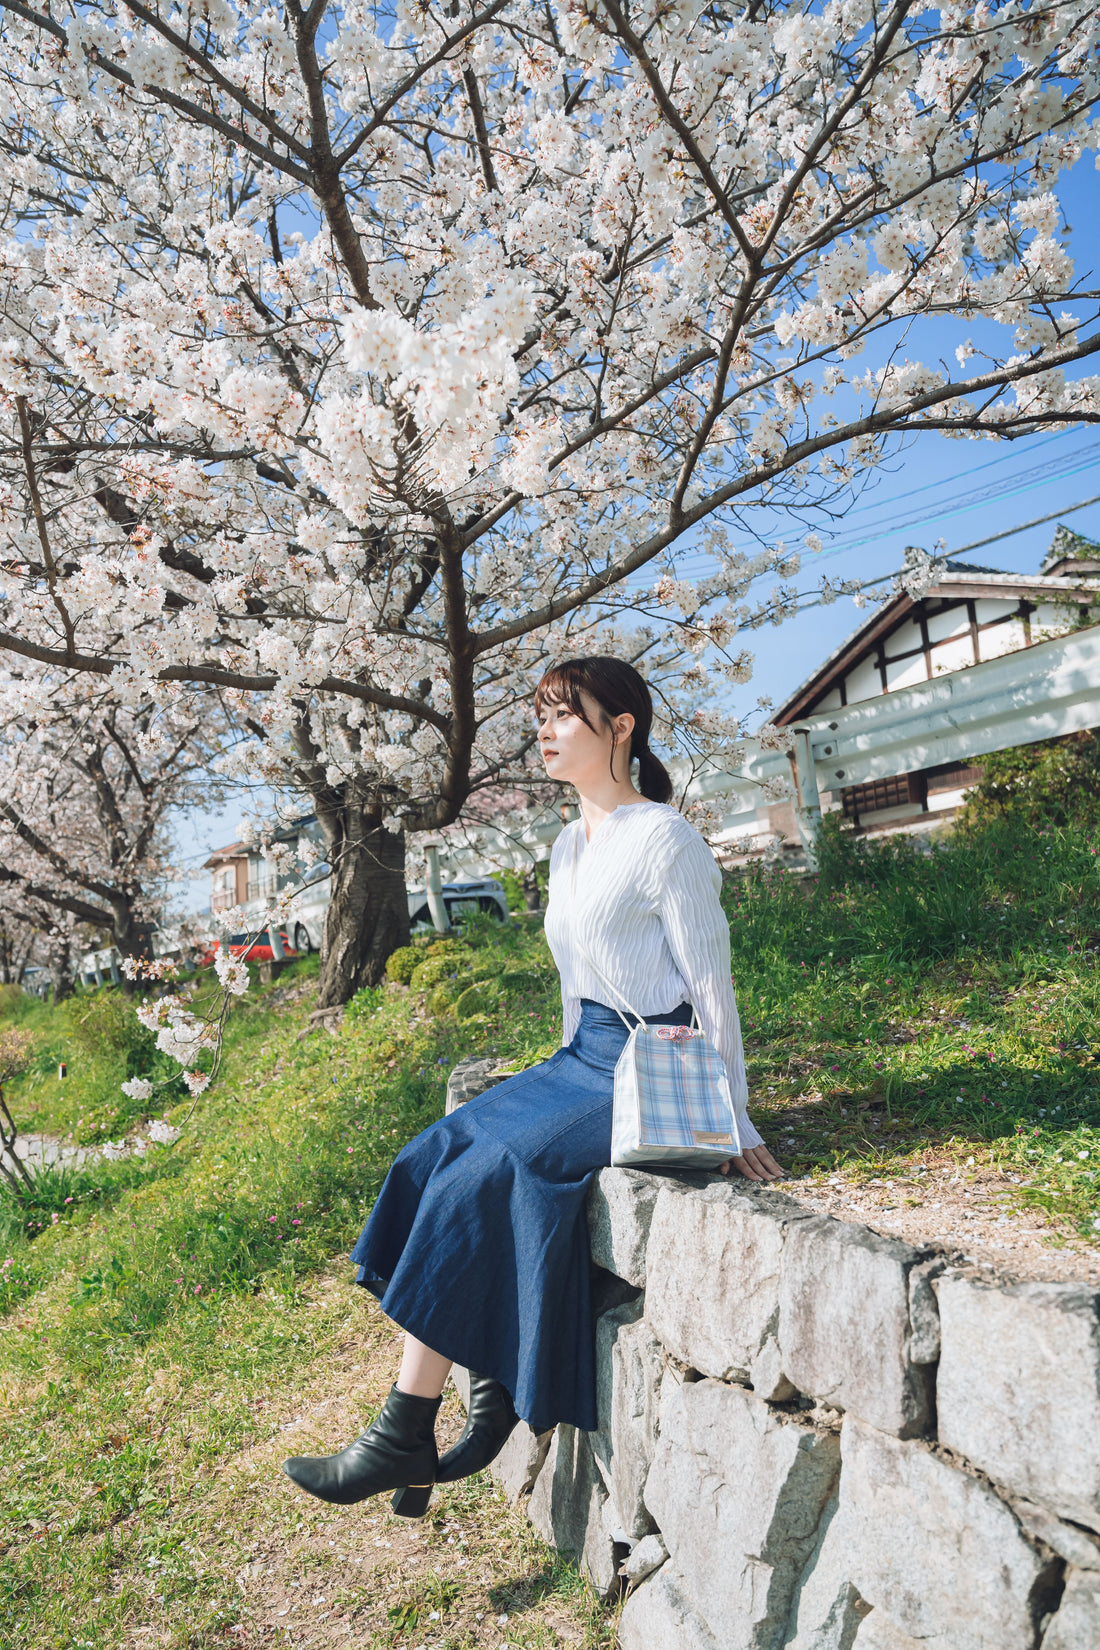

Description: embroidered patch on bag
[693,1130,735,1145]
[655,1025,700,1041]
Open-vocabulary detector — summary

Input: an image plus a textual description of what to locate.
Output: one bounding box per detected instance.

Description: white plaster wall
[979,617,1028,661]
[844,656,882,705]
[930,635,975,674]
[926,605,972,644]
[884,653,928,692]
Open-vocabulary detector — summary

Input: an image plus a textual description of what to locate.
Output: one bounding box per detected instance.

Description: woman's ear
[612,712,635,746]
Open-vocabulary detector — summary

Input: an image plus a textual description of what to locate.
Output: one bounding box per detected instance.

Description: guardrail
[434,624,1100,876]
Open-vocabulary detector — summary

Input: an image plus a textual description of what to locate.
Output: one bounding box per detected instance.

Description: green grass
[1,818,1099,1644]
[727,817,1100,1236]
[0,927,586,1649]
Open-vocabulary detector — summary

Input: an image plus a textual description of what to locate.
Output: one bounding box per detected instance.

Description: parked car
[406,878,510,932]
[280,860,332,953]
[198,930,299,966]
[282,863,511,948]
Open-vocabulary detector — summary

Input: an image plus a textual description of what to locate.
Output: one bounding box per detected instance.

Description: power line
[810,441,1100,558]
[669,439,1100,576]
[951,493,1100,557]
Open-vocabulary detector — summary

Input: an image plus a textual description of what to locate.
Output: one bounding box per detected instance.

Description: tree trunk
[109,902,155,994]
[50,938,74,1005]
[316,805,410,1008]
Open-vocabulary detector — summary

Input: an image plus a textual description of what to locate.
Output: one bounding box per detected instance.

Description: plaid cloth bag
[607,1010,743,1170]
[570,834,742,1169]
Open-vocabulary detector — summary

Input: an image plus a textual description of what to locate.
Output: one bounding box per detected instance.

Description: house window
[211,866,238,912]
[841,773,919,821]
[924,761,983,794]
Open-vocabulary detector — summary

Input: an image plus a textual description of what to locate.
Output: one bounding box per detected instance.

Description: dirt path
[115,1275,614,1650]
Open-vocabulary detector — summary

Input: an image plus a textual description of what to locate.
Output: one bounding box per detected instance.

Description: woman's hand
[719,1144,785,1182]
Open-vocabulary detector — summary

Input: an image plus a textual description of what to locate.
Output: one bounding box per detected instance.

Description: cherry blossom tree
[0,685,227,976]
[0,884,76,998]
[0,897,37,988]
[0,0,1097,1005]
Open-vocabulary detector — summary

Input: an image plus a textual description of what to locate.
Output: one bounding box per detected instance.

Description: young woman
[283,656,782,1516]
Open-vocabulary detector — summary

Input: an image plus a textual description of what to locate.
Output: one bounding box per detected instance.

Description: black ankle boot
[435,1373,519,1485]
[282,1385,442,1517]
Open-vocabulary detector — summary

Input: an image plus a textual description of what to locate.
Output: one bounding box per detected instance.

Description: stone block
[644,1377,840,1649]
[450,1364,470,1411]
[618,1563,721,1650]
[1013,1499,1100,1570]
[489,1419,552,1504]
[587,1167,664,1287]
[589,1309,664,1540]
[621,1532,668,1586]
[644,1179,808,1388]
[937,1273,1100,1533]
[1041,1569,1100,1650]
[907,1258,945,1363]
[841,1414,1063,1650]
[785,1494,871,1650]
[445,1056,509,1113]
[752,1334,800,1404]
[778,1217,935,1438]
[529,1425,620,1598]
[851,1615,925,1650]
[590,1296,642,1467]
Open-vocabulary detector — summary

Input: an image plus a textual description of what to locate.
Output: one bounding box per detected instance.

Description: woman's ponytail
[634,740,673,805]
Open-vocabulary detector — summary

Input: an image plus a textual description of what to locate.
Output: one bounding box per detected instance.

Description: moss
[409,951,473,991]
[455,984,494,1020]
[428,983,458,1016]
[384,944,421,985]
[498,969,551,994]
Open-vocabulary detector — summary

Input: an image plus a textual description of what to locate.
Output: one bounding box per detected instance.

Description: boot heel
[391,1483,433,1519]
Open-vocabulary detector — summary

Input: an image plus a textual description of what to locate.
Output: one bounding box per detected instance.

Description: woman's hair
[534,656,673,805]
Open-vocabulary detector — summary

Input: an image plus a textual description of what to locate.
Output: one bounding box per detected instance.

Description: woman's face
[536,691,633,790]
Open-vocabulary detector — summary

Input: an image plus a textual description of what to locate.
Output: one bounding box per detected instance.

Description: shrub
[455,984,493,1020]
[385,946,420,985]
[66,991,155,1067]
[959,731,1100,832]
[427,983,457,1016]
[499,969,550,994]
[0,984,25,1018]
[409,951,471,991]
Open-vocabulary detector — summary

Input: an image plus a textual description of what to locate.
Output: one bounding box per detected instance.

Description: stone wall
[445,1063,1100,1649]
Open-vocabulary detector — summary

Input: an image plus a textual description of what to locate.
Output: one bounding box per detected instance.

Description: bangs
[533,661,600,727]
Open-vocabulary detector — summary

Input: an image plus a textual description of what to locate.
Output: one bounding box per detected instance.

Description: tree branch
[0,629,451,727]
[15,396,77,663]
[473,326,1100,652]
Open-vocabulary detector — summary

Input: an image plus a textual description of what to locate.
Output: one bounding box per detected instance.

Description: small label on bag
[693,1131,735,1145]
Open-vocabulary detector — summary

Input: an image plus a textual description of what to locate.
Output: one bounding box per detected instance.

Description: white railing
[432,624,1100,876]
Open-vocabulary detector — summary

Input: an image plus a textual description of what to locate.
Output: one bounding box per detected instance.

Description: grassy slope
[0,929,590,1650]
[730,820,1100,1235]
[1,821,1099,1646]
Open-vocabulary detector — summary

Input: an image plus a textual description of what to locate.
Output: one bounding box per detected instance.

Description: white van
[282,864,510,951]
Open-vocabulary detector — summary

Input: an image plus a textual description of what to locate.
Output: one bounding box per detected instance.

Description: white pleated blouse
[543,799,762,1151]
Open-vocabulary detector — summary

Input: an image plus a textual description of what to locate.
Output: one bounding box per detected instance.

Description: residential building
[747,525,1100,852]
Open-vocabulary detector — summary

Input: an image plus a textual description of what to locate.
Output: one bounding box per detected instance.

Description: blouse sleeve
[547,825,581,1050]
[656,832,763,1152]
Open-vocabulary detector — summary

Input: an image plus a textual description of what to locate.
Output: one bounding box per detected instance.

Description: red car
[197,930,299,966]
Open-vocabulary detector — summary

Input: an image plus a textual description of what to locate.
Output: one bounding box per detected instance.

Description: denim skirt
[349,997,692,1434]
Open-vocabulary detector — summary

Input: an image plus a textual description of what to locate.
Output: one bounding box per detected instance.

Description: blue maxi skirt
[349,997,692,1434]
